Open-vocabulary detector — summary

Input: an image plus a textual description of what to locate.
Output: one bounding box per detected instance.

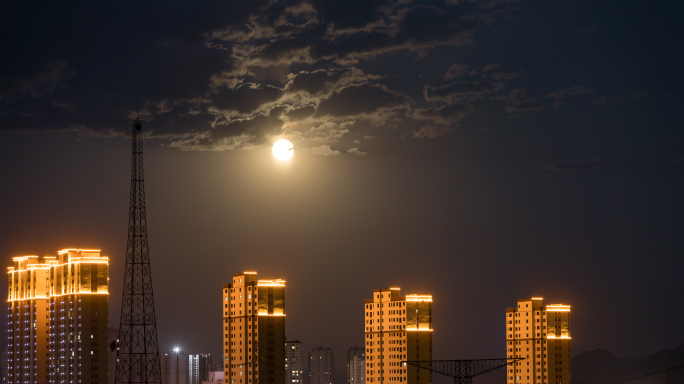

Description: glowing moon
[272,139,294,160]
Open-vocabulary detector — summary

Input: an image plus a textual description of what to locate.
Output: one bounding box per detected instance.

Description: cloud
[212,83,284,115]
[489,71,522,80]
[424,80,503,103]
[315,83,407,117]
[206,2,475,68]
[301,145,342,156]
[544,158,607,171]
[506,89,544,113]
[307,121,350,142]
[167,132,257,151]
[3,60,71,100]
[445,63,470,79]
[412,125,453,139]
[413,103,476,125]
[482,63,500,72]
[0,0,520,155]
[546,85,595,108]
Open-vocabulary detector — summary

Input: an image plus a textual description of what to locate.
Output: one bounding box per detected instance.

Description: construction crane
[403,358,526,384]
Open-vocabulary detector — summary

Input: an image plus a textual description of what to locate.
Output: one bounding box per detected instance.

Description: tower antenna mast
[115,102,162,384]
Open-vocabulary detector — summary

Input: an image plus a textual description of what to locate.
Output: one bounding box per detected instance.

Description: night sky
[2,0,684,379]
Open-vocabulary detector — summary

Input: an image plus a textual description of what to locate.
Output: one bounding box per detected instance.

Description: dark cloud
[425,80,503,103]
[212,84,284,115]
[286,69,351,95]
[546,85,595,108]
[412,125,453,139]
[544,158,607,171]
[445,63,470,79]
[506,98,544,112]
[489,71,522,80]
[2,60,70,100]
[315,83,406,117]
[413,103,476,125]
[285,105,316,121]
[208,1,475,67]
[506,89,545,113]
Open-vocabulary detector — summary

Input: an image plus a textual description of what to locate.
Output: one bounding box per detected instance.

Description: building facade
[506,297,571,384]
[308,347,334,384]
[285,340,303,384]
[6,249,109,384]
[346,347,365,384]
[364,287,432,384]
[189,354,213,384]
[161,350,187,384]
[223,272,286,384]
[202,370,224,384]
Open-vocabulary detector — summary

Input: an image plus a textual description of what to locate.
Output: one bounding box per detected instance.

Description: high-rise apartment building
[6,249,109,384]
[161,350,187,384]
[308,347,334,384]
[506,297,571,384]
[285,340,303,384]
[364,287,432,384]
[346,347,365,384]
[223,272,285,384]
[189,354,212,384]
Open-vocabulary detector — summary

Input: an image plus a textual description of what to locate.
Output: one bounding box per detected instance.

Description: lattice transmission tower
[115,115,163,384]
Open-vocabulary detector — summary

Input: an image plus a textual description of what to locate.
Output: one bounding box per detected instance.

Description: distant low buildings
[309,347,334,384]
[6,249,109,384]
[202,370,224,384]
[189,354,212,384]
[365,287,433,384]
[506,297,571,384]
[285,340,303,384]
[346,347,365,384]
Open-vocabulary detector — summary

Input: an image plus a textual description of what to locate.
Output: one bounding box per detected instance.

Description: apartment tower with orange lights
[506,298,571,384]
[223,272,285,384]
[364,287,432,384]
[6,249,109,384]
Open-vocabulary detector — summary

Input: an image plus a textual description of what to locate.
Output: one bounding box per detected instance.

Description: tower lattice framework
[116,117,162,384]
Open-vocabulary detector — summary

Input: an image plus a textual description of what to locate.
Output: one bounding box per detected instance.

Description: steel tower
[116,116,163,384]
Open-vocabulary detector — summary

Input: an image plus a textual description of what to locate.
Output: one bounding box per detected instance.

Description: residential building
[364,287,432,384]
[309,347,334,384]
[346,347,365,384]
[506,297,571,384]
[285,340,303,384]
[6,249,109,384]
[202,370,224,384]
[189,354,212,384]
[162,349,187,384]
[223,272,286,384]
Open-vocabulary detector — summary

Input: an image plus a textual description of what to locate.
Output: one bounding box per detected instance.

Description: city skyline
[2,1,684,382]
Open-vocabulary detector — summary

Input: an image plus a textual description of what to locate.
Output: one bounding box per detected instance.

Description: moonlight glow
[272,139,294,160]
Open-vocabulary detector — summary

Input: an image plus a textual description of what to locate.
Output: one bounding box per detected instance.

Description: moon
[272,139,294,160]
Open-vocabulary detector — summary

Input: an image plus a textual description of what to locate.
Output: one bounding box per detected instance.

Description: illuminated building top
[7,249,109,302]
